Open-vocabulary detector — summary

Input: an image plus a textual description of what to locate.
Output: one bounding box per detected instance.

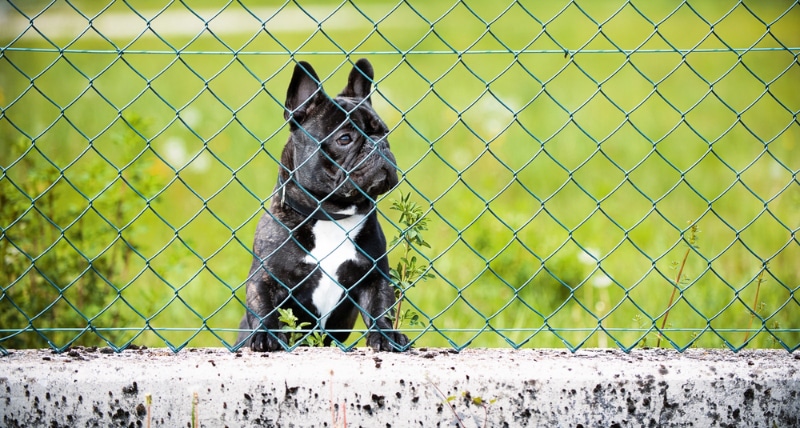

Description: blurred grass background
[1,0,798,351]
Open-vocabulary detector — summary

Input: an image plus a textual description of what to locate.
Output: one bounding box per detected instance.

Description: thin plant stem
[393,242,411,331]
[657,224,698,348]
[427,379,465,428]
[656,247,689,348]
[743,267,767,344]
[393,294,404,330]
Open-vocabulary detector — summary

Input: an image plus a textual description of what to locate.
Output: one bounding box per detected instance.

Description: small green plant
[428,378,496,428]
[451,391,496,428]
[689,331,700,348]
[633,313,654,348]
[766,320,781,348]
[389,191,434,330]
[656,222,700,348]
[305,330,327,347]
[277,307,326,347]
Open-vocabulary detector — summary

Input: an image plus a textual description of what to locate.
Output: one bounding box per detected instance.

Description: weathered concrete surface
[1,347,798,427]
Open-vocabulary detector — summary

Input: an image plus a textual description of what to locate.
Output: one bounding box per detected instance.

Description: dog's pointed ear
[339,58,374,104]
[285,61,323,124]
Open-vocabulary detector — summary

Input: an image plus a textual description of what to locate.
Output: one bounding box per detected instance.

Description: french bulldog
[237,58,408,352]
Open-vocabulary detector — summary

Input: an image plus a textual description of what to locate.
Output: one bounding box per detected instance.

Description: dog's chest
[305,215,365,328]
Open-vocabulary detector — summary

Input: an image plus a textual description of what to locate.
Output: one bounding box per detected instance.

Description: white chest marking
[306,214,365,329]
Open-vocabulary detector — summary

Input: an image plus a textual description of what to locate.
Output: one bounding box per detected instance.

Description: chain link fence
[1,0,798,354]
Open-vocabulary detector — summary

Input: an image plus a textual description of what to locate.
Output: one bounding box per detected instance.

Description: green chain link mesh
[1,0,798,354]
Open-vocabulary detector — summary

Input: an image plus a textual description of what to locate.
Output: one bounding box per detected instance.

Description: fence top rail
[3,47,799,55]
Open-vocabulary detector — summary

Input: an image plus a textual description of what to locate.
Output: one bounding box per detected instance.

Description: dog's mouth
[340,171,396,199]
[334,143,398,199]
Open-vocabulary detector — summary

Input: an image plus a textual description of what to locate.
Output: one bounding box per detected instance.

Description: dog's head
[279,58,398,209]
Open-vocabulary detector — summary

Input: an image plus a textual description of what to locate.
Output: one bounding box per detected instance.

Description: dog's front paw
[250,331,288,352]
[367,330,409,352]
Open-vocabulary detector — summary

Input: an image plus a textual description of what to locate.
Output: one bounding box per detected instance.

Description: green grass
[1,0,798,351]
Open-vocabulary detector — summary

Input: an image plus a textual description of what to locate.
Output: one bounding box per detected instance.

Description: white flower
[180,107,202,128]
[578,247,600,265]
[163,137,188,168]
[4,246,20,265]
[592,273,613,289]
[579,248,612,288]
[189,150,211,173]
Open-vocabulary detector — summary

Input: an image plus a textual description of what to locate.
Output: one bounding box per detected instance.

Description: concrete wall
[1,347,798,427]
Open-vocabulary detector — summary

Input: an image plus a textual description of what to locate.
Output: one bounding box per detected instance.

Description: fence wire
[0,0,798,354]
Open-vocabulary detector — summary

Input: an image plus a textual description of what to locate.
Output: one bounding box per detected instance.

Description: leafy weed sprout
[277,307,326,348]
[389,191,434,331]
[427,378,496,428]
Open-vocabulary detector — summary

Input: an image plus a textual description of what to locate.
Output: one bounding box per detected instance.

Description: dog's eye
[336,134,352,146]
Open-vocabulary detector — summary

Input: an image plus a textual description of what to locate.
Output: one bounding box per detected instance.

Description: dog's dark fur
[238,59,408,352]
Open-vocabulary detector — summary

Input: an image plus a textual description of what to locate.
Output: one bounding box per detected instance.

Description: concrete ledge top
[2,347,799,427]
[3,345,796,366]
